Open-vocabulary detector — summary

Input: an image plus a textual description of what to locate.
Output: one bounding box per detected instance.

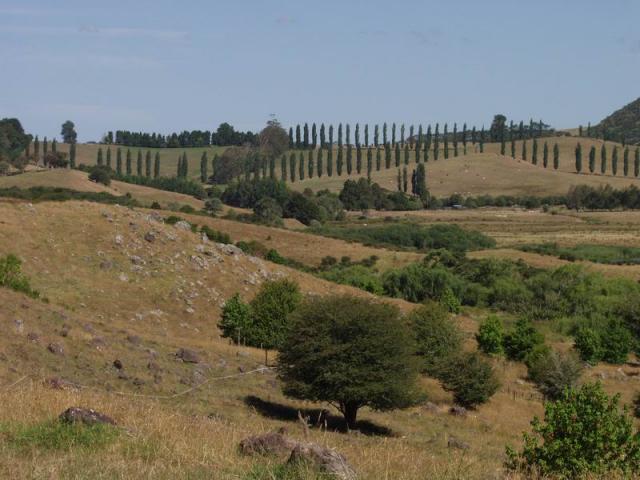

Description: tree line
[573,142,640,177]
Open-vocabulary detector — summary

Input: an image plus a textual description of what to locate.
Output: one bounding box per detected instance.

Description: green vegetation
[526,349,583,400]
[0,186,138,207]
[277,295,421,429]
[1,420,118,452]
[476,315,504,355]
[0,254,39,298]
[519,242,640,265]
[507,383,640,477]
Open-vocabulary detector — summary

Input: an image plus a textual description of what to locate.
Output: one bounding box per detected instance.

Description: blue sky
[2,0,639,141]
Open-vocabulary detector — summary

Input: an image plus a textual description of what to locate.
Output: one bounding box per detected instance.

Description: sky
[1,0,639,142]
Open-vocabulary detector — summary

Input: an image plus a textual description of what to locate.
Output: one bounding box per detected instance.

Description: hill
[596,97,640,144]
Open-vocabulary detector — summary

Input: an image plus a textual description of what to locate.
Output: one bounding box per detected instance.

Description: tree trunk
[342,402,359,431]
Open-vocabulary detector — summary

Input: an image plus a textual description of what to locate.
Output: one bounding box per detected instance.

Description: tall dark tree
[182,152,189,178]
[404,143,410,165]
[317,147,323,178]
[200,151,208,182]
[511,137,516,158]
[623,147,629,177]
[346,124,351,146]
[490,114,507,142]
[145,151,152,177]
[288,127,294,148]
[366,147,372,180]
[601,144,607,174]
[364,124,369,147]
[374,124,379,147]
[355,123,360,147]
[376,147,381,171]
[116,148,123,175]
[402,166,408,192]
[106,148,112,169]
[346,144,353,175]
[211,154,218,180]
[33,136,40,163]
[43,137,48,156]
[587,122,592,137]
[395,142,401,167]
[453,123,459,157]
[60,120,77,144]
[298,151,305,180]
[280,154,287,181]
[521,140,527,161]
[532,138,538,165]
[308,150,314,179]
[356,145,362,174]
[295,125,301,148]
[329,125,334,147]
[409,125,415,147]
[52,139,57,153]
[392,123,396,146]
[426,125,432,154]
[320,123,326,148]
[382,123,387,145]
[462,123,467,151]
[137,150,143,176]
[97,147,104,166]
[327,146,333,177]
[518,121,524,140]
[338,124,343,147]
[575,142,583,173]
[443,124,449,159]
[385,143,391,169]
[154,152,160,178]
[543,142,549,168]
[303,123,309,149]
[635,148,640,177]
[588,146,596,173]
[433,124,440,160]
[553,143,560,170]
[311,123,317,149]
[612,146,618,176]
[471,126,477,144]
[414,163,427,200]
[400,124,405,145]
[289,152,296,182]
[396,168,402,191]
[337,146,344,176]
[69,142,76,168]
[126,149,132,175]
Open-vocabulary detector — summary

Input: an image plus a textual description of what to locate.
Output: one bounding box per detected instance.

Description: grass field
[2,199,640,479]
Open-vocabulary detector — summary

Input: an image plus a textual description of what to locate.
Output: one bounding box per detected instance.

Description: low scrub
[0,186,138,206]
[1,420,118,452]
[519,242,640,265]
[0,253,39,298]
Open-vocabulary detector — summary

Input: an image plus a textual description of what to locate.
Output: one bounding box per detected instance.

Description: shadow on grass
[243,395,395,437]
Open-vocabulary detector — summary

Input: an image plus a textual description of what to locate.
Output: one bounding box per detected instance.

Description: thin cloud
[0,24,188,41]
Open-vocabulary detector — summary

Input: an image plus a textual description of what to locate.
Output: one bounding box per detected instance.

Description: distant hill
[597,97,640,145]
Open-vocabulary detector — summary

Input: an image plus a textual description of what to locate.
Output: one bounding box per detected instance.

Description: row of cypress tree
[574,143,640,177]
[95,147,161,178]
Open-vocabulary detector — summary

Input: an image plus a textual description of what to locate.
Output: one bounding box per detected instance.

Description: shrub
[503,319,545,361]
[437,352,500,408]
[0,254,39,298]
[253,197,283,225]
[600,320,633,364]
[278,295,422,429]
[88,165,112,186]
[200,225,231,244]
[573,326,602,364]
[284,191,322,226]
[506,383,640,477]
[204,198,223,216]
[409,302,462,375]
[179,205,196,214]
[476,315,504,355]
[219,293,252,344]
[236,240,269,257]
[150,201,162,209]
[527,348,583,400]
[0,161,10,176]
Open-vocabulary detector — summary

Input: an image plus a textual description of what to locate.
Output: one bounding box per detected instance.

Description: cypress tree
[211,154,218,179]
[355,123,360,147]
[43,137,48,156]
[106,148,112,169]
[588,146,596,173]
[402,166,408,192]
[338,124,343,147]
[396,168,402,191]
[385,143,391,169]
[295,125,301,148]
[601,144,607,174]
[269,156,276,179]
[288,127,294,148]
[303,123,309,149]
[375,147,381,171]
[308,150,314,178]
[97,147,104,166]
[200,152,207,182]
[117,148,123,175]
[146,151,152,177]
[281,154,287,181]
[500,133,506,156]
[511,138,516,158]
[382,123,387,145]
[69,143,76,168]
[575,143,583,173]
[311,123,317,149]
[635,148,640,177]
[434,124,440,160]
[587,122,592,137]
[409,125,415,148]
[532,138,538,165]
[479,126,485,153]
[345,144,352,175]
[453,123,458,156]
[392,123,396,146]
[462,123,467,152]
[426,125,432,153]
[137,150,143,176]
[543,142,549,168]
[317,147,323,178]
[289,152,296,182]
[182,153,189,178]
[52,139,57,153]
[364,124,369,147]
[443,124,449,159]
[399,124,405,145]
[553,143,559,169]
[346,124,351,146]
[415,138,421,163]
[521,140,527,161]
[126,149,132,175]
[404,143,410,165]
[337,146,344,176]
[395,142,401,167]
[154,152,160,178]
[176,156,181,178]
[372,125,378,147]
[329,125,334,147]
[623,147,629,177]
[299,151,305,180]
[327,147,333,177]
[320,123,326,148]
[366,148,372,180]
[612,146,618,176]
[518,121,524,140]
[33,136,40,163]
[356,145,362,174]
[471,126,477,145]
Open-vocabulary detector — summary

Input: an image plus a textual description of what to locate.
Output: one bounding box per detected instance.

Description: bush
[204,198,223,216]
[0,161,10,176]
[506,382,640,477]
[527,349,583,400]
[253,197,283,225]
[476,315,504,355]
[600,320,633,364]
[200,225,231,244]
[0,254,39,298]
[179,205,196,214]
[277,295,422,429]
[573,326,602,364]
[437,352,500,408]
[409,302,462,375]
[503,319,545,361]
[219,294,252,344]
[88,165,112,186]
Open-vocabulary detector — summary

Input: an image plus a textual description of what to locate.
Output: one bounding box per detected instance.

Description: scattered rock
[47,343,64,355]
[447,436,470,450]
[422,402,439,413]
[119,273,129,282]
[113,359,123,370]
[174,221,191,231]
[44,377,79,390]
[60,325,70,337]
[13,319,24,334]
[176,348,200,363]
[127,334,142,345]
[239,430,298,457]
[114,235,124,246]
[99,260,113,270]
[59,407,116,426]
[144,231,156,243]
[132,377,145,386]
[288,442,357,480]
[449,406,467,417]
[26,332,39,343]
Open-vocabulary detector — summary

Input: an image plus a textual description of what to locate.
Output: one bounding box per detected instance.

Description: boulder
[176,348,200,363]
[288,442,357,480]
[447,436,470,451]
[59,407,116,426]
[144,231,157,243]
[174,221,191,231]
[449,406,467,417]
[239,430,298,457]
[47,342,64,355]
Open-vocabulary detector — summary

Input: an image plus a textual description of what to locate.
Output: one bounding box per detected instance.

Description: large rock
[59,407,116,426]
[176,348,200,363]
[174,221,191,231]
[288,442,357,480]
[239,430,298,457]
